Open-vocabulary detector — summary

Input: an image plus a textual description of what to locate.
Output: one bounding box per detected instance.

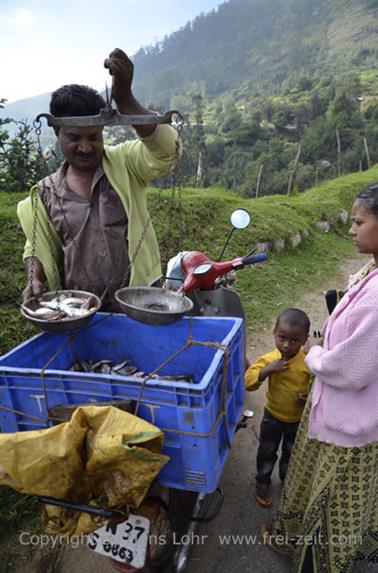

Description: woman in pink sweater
[262,183,378,573]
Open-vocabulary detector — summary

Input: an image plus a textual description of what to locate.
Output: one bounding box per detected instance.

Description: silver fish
[82,296,97,310]
[60,303,89,317]
[60,297,86,306]
[92,359,113,371]
[157,375,194,383]
[112,359,131,372]
[39,295,93,316]
[22,306,63,320]
[79,360,92,373]
[113,365,139,376]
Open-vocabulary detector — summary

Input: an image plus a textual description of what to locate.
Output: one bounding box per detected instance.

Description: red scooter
[166,208,267,321]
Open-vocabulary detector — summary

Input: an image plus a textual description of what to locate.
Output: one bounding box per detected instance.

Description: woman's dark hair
[50,84,106,117]
[357,183,378,217]
[275,308,310,334]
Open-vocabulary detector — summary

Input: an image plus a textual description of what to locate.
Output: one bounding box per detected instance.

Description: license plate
[87,514,150,568]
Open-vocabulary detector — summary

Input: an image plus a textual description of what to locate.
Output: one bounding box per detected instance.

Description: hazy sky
[0,0,225,103]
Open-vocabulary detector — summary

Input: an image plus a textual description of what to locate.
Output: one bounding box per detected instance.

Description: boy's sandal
[260,522,291,556]
[255,484,272,507]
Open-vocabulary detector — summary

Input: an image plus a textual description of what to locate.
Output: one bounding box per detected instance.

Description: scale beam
[35,107,184,128]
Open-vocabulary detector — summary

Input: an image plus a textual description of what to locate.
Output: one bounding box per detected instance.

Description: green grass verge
[0,488,39,535]
[0,488,40,573]
[150,165,378,269]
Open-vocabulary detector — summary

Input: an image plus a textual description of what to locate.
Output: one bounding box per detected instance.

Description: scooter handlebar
[178,251,267,294]
[241,252,268,266]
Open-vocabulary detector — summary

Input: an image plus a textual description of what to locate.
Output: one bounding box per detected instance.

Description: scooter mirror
[230,209,251,229]
[192,263,212,276]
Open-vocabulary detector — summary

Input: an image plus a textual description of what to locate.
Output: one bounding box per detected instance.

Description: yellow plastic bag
[0,405,169,535]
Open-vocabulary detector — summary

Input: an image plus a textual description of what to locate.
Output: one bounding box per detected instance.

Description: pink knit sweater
[305,260,378,447]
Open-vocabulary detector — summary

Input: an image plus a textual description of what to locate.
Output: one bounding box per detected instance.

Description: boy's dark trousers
[256,409,300,485]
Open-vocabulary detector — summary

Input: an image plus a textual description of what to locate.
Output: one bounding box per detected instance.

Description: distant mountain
[2,92,51,119]
[0,92,51,137]
[131,0,378,107]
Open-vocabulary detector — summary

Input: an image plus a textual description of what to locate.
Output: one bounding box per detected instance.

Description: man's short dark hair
[275,308,310,334]
[50,84,106,117]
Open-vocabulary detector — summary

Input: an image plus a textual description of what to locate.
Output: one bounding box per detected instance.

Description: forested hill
[1,0,378,199]
[132,0,378,107]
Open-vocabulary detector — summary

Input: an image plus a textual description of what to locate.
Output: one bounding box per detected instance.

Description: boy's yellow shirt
[245,348,311,423]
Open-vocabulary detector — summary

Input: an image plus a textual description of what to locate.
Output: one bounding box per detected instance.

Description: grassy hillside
[1,165,378,356]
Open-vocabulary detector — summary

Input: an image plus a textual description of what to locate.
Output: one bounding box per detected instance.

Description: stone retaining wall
[257,209,350,253]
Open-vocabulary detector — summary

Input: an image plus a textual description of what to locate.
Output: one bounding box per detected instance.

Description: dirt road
[40,255,377,573]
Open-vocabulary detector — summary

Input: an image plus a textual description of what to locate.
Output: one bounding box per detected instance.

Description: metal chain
[157,115,185,262]
[120,215,152,287]
[33,117,48,177]
[28,118,49,295]
[35,122,62,293]
[44,201,64,293]
[29,182,39,293]
[120,115,185,287]
[169,117,184,209]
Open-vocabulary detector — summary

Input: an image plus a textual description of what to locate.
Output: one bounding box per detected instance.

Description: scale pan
[114,287,193,325]
[21,290,101,333]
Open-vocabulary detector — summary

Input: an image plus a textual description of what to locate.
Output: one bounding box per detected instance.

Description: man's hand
[104,48,156,137]
[22,279,44,302]
[104,48,134,108]
[22,257,45,302]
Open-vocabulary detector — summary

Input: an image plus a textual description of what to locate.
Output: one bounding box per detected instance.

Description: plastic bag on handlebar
[165,251,188,290]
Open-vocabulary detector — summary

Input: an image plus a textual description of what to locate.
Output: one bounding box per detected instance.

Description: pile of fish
[69,357,194,383]
[22,293,97,322]
[70,358,141,376]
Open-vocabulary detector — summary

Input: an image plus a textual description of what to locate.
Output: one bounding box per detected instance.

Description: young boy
[246,308,311,507]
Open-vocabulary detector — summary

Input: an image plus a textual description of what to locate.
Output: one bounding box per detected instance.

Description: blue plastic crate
[0,313,245,493]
